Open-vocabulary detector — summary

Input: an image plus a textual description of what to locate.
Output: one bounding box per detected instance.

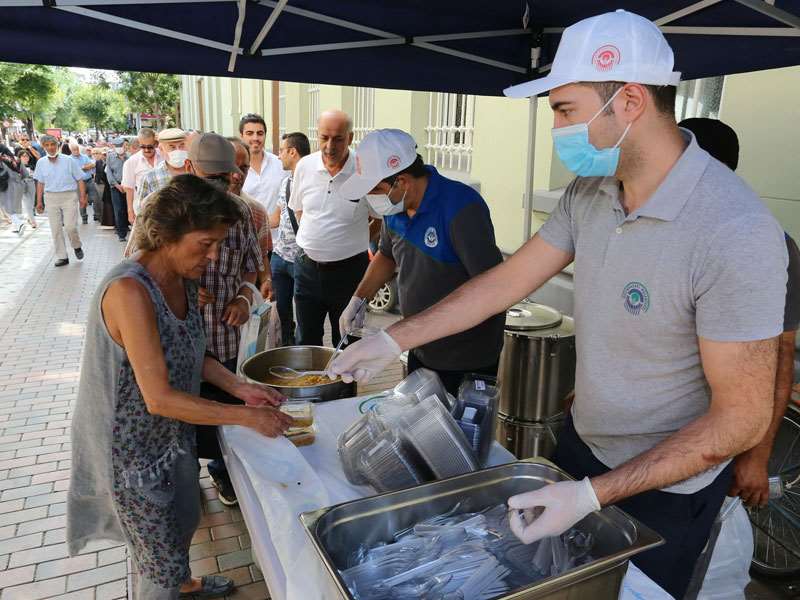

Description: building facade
[180,67,800,256]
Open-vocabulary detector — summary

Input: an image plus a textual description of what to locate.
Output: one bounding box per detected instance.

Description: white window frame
[425,92,475,173]
[279,81,287,137]
[352,87,375,146]
[307,84,320,151]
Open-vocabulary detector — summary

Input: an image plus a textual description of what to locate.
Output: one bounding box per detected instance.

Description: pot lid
[505,302,562,331]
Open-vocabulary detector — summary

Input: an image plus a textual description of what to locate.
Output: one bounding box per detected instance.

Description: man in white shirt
[288,110,372,347]
[121,127,161,224]
[240,113,288,243]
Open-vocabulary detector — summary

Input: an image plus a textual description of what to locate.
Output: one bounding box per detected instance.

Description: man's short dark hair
[678,117,739,171]
[281,132,310,157]
[226,136,250,158]
[239,113,267,135]
[581,81,677,118]
[382,155,428,185]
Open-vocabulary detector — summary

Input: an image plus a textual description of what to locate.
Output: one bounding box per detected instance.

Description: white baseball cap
[340,129,418,200]
[504,9,681,98]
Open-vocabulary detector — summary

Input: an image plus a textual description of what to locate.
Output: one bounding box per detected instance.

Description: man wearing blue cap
[330,10,788,596]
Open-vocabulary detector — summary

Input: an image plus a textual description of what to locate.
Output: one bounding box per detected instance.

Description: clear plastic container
[393,368,450,411]
[457,374,500,465]
[279,400,314,428]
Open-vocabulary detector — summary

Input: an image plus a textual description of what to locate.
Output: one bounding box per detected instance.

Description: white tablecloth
[218,394,672,600]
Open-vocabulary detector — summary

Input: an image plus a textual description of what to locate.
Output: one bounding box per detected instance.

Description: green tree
[0,62,57,136]
[74,85,129,138]
[117,71,180,129]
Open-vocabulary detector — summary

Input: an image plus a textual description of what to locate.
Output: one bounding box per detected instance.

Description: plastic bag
[697,497,753,600]
[236,282,266,373]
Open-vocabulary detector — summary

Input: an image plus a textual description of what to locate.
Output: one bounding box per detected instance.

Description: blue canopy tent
[2,0,800,238]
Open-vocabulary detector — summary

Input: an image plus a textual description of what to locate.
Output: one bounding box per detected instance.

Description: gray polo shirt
[539,130,787,494]
[380,166,505,370]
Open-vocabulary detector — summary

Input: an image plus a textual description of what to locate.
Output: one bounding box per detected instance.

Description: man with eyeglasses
[121,127,161,225]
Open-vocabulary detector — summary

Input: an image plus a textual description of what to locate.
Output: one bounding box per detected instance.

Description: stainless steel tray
[299,459,664,600]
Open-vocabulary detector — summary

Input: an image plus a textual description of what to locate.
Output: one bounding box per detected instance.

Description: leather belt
[300,251,367,271]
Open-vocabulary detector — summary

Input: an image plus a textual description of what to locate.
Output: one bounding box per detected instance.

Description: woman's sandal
[178,575,235,599]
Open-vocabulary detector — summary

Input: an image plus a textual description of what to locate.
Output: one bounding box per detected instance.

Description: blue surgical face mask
[551,87,631,177]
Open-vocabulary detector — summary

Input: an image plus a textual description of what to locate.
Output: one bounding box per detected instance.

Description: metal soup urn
[496,301,576,459]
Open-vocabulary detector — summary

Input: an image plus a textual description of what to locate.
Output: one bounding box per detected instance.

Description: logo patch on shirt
[621,281,650,315]
[424,226,439,248]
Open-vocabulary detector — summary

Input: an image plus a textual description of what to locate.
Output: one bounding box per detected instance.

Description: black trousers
[195,358,240,482]
[293,251,369,347]
[407,350,498,398]
[553,415,732,599]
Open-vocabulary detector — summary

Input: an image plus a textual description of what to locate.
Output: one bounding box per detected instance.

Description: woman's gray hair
[134,174,245,252]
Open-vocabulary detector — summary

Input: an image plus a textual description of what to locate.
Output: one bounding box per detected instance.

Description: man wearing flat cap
[135,127,189,209]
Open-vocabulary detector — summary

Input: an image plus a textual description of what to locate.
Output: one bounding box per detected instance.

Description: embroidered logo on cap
[424,227,439,248]
[387,155,401,169]
[592,45,621,72]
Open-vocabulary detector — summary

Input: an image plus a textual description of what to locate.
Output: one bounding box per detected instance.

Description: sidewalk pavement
[0,214,403,600]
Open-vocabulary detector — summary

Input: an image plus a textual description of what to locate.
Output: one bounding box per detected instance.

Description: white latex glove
[339,295,367,337]
[327,329,401,383]
[507,478,601,544]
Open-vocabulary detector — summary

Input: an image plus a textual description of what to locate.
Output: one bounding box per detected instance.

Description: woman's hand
[198,287,215,309]
[244,406,295,438]
[234,380,284,407]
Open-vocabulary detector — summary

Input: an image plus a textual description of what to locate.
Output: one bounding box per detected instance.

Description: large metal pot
[498,302,576,422]
[240,346,355,402]
[300,459,663,599]
[496,414,564,460]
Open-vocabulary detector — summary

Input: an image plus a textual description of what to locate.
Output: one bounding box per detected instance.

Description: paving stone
[8,541,69,568]
[0,475,32,492]
[36,552,97,579]
[0,505,48,527]
[217,548,253,572]
[97,546,126,567]
[0,531,43,555]
[46,589,96,600]
[31,469,70,485]
[15,444,62,458]
[17,514,66,535]
[189,556,219,577]
[189,537,240,561]
[1,575,67,599]
[95,578,127,600]
[198,511,233,528]
[210,521,247,541]
[0,564,36,588]
[0,523,17,540]
[1,482,53,501]
[24,490,67,509]
[44,527,66,545]
[218,565,253,587]
[66,560,127,592]
[226,580,270,600]
[249,563,263,583]
[0,497,25,514]
[9,461,59,478]
[191,527,211,544]
[49,502,67,516]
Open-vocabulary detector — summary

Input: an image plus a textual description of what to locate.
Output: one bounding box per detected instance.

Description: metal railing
[307,84,320,150]
[352,87,375,147]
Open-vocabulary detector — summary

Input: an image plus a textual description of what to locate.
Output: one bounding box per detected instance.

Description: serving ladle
[268,366,328,380]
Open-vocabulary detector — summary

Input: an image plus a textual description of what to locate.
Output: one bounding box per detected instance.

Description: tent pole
[523,95,537,242]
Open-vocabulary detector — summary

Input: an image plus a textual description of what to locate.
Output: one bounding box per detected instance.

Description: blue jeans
[271,253,296,346]
[109,186,129,239]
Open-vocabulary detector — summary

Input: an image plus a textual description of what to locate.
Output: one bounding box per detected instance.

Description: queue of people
[54,9,799,599]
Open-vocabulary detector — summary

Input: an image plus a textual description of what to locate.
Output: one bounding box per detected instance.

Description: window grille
[307,84,320,151]
[675,76,724,121]
[352,87,375,146]
[425,92,475,172]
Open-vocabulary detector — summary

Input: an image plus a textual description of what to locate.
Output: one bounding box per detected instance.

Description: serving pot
[239,346,356,402]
